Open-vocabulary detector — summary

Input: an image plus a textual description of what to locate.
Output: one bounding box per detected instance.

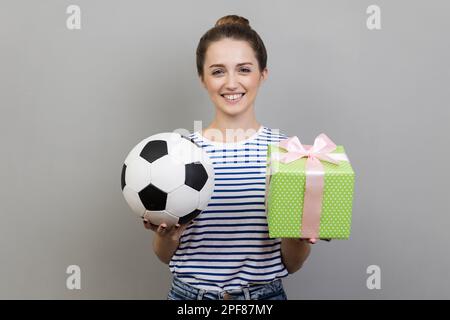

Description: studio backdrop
[0,0,449,299]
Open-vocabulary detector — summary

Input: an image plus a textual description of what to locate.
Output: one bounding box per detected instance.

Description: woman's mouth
[221,93,245,105]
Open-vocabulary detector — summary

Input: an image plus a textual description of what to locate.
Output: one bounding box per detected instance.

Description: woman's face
[201,38,267,117]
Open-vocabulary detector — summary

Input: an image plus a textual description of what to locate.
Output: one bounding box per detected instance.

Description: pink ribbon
[277,133,340,239]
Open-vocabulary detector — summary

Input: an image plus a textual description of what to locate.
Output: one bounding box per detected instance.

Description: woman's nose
[225,73,238,89]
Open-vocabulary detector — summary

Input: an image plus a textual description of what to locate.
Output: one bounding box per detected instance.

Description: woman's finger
[170,222,193,235]
[171,223,183,234]
[143,220,158,231]
[157,223,168,235]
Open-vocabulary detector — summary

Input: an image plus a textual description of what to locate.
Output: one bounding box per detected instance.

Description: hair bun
[215,15,250,28]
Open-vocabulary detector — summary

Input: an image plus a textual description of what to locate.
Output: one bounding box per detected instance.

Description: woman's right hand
[143,219,192,242]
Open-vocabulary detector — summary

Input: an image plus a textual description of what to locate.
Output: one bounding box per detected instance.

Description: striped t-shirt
[168,125,290,292]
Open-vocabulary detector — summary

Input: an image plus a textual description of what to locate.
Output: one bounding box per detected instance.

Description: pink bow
[278,134,339,165]
[277,133,340,239]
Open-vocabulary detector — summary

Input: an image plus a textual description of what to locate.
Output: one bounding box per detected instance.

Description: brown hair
[196,15,267,79]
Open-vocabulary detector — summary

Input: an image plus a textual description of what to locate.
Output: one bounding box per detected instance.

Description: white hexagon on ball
[168,138,199,165]
[150,154,185,193]
[122,185,146,217]
[169,138,211,165]
[125,157,152,192]
[143,210,179,227]
[166,185,200,217]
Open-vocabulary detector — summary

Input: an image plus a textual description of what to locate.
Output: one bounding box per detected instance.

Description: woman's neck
[201,114,262,143]
[206,120,261,132]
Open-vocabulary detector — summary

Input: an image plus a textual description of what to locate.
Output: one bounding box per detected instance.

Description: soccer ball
[121,132,214,227]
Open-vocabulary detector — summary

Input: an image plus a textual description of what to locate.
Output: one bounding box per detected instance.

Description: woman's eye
[240,68,251,73]
[212,69,224,76]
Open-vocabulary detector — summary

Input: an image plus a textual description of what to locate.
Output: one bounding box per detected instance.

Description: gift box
[265,134,355,239]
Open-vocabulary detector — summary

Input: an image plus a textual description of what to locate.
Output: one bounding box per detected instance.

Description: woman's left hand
[286,238,317,244]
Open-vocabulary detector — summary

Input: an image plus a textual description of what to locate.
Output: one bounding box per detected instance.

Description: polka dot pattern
[266,145,355,239]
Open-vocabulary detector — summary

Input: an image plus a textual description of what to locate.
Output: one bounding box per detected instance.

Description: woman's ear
[199,75,207,89]
[260,68,268,82]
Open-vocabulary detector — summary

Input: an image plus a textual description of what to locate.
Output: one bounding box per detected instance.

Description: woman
[144,15,314,300]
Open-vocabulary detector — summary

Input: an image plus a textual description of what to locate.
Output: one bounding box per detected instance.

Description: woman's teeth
[223,93,244,101]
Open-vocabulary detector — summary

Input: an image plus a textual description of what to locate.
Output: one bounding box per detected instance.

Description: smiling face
[200,38,267,117]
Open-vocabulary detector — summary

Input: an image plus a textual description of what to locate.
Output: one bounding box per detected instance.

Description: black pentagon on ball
[138,184,167,211]
[185,162,208,191]
[140,140,168,163]
[121,164,126,190]
[178,209,202,225]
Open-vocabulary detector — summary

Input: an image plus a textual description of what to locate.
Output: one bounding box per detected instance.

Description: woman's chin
[220,104,248,115]
[220,99,251,110]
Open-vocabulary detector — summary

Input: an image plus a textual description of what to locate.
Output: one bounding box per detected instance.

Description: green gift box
[265,135,355,239]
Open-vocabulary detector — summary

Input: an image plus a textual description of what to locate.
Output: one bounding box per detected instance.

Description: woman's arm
[153,233,179,265]
[280,238,311,274]
[144,221,191,265]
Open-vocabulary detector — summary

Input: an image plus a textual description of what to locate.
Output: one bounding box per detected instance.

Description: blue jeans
[167,276,288,300]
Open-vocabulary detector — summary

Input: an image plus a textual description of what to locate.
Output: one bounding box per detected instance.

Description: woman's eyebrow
[208,62,253,68]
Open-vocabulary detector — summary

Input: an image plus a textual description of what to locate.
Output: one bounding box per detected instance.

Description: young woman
[143,15,313,300]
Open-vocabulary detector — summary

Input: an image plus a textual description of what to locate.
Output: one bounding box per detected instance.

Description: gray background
[1,0,449,299]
